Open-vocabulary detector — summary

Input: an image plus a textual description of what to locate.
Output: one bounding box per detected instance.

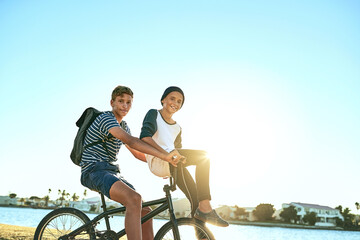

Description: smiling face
[161,91,183,114]
[111,94,133,120]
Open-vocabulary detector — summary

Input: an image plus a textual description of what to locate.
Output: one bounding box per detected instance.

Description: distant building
[70,199,93,212]
[158,198,191,218]
[153,198,191,218]
[173,198,191,217]
[243,207,258,221]
[215,205,233,219]
[70,196,124,213]
[282,202,344,227]
[0,196,18,205]
[216,206,256,221]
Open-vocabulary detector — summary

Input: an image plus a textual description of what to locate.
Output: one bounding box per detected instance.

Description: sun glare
[182,101,282,189]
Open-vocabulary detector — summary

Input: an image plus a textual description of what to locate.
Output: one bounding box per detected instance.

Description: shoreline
[1,205,356,233]
[0,204,56,209]
[228,220,345,231]
[0,224,128,240]
[0,221,357,240]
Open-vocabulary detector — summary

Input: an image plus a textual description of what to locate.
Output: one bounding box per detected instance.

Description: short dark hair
[111,85,134,101]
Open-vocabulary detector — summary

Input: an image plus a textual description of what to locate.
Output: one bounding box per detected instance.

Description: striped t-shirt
[80,111,131,173]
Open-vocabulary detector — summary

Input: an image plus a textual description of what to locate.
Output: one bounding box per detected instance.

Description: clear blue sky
[1,1,359,213]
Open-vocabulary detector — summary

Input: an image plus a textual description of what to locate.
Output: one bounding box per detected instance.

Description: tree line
[232,203,360,230]
[7,188,88,207]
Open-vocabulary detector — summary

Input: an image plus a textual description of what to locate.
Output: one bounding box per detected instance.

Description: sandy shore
[0,224,129,240]
[0,224,35,240]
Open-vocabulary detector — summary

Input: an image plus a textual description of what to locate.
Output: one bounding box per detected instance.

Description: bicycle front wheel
[33,207,96,240]
[155,218,215,240]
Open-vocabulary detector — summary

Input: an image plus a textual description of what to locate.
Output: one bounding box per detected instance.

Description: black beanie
[160,86,185,107]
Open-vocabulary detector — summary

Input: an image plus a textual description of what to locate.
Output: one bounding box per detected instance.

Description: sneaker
[194,208,229,227]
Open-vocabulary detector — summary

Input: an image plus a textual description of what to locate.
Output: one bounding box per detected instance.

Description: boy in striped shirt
[80,85,184,240]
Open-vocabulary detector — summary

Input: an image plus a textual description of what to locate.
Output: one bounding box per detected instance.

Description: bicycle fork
[164,185,181,240]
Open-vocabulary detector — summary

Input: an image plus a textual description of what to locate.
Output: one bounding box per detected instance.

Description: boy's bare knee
[126,192,142,208]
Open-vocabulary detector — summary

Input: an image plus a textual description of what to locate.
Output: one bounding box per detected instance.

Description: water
[1,206,359,240]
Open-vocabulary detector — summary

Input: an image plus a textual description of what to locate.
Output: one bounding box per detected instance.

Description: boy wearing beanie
[140,86,229,227]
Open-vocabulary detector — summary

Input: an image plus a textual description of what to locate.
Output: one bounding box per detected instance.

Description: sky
[0,1,359,213]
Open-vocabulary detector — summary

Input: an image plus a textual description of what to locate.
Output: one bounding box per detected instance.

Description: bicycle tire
[33,207,96,240]
[154,217,215,240]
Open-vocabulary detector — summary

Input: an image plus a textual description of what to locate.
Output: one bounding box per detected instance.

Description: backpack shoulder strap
[83,110,115,155]
[76,107,102,127]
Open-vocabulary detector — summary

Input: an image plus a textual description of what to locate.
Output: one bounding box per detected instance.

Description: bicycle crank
[100,230,119,240]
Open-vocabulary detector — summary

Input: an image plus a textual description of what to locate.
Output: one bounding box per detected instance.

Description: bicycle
[33,164,215,240]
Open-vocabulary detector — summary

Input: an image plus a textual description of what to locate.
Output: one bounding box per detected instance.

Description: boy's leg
[109,180,143,240]
[141,206,154,240]
[177,149,211,202]
[172,165,199,217]
[177,149,229,227]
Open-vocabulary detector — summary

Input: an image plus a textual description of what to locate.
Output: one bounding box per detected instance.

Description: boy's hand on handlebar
[168,150,186,167]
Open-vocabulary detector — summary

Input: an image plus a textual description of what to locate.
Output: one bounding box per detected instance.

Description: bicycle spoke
[155,218,214,240]
[35,212,92,240]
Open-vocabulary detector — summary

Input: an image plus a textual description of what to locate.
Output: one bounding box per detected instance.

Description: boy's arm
[109,126,181,163]
[141,137,184,166]
[141,137,168,154]
[125,145,146,162]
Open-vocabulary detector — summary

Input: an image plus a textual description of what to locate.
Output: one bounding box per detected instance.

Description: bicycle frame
[60,179,180,239]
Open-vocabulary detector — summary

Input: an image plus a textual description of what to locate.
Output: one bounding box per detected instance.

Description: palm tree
[43,195,50,207]
[72,193,79,202]
[355,202,360,227]
[83,189,87,200]
[58,189,69,206]
[43,188,52,207]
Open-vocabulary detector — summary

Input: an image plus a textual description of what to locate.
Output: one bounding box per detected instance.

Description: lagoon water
[1,206,359,240]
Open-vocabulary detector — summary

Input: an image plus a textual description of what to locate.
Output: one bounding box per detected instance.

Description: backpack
[70,107,113,166]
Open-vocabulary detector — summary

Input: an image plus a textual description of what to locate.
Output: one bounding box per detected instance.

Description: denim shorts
[81,161,135,199]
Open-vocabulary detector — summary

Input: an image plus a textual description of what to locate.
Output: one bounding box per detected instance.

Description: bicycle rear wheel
[33,207,96,240]
[154,218,215,240]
